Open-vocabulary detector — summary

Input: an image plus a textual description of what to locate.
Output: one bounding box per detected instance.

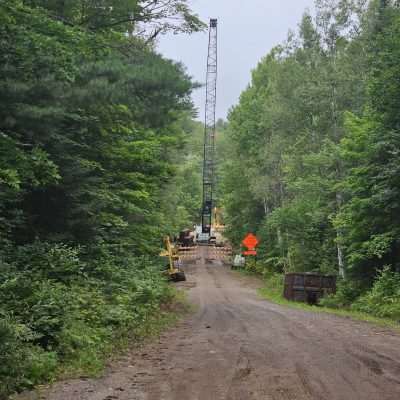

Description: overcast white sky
[157,0,315,120]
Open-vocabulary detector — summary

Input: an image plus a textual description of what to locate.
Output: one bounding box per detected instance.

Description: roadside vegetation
[220,0,400,323]
[240,263,399,328]
[0,1,203,398]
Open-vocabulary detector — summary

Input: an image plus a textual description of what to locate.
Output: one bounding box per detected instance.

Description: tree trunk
[336,191,346,279]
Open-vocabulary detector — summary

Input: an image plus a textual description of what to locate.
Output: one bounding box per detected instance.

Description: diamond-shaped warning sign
[242,233,259,250]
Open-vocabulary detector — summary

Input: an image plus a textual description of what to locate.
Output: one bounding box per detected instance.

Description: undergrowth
[236,263,400,330]
[0,242,187,399]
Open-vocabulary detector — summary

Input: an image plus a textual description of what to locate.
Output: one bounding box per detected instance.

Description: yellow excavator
[160,236,186,282]
[213,207,225,232]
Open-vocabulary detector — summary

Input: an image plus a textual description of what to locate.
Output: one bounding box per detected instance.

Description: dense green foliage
[0,247,174,394]
[160,119,203,234]
[0,1,203,397]
[220,0,400,318]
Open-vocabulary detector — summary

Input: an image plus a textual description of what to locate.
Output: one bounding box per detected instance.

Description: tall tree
[337,1,400,282]
[220,0,371,277]
[23,0,205,39]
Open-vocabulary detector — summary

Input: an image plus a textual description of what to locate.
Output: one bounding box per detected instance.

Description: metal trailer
[284,273,336,305]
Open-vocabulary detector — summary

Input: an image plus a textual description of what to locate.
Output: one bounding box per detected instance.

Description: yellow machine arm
[160,236,186,282]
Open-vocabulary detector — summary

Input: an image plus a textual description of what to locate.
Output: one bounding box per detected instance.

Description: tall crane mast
[201,18,218,236]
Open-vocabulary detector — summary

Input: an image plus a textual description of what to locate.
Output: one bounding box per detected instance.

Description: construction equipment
[200,18,218,242]
[213,207,225,233]
[177,229,195,247]
[160,236,186,282]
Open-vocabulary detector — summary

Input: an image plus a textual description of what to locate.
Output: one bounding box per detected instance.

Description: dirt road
[28,247,400,400]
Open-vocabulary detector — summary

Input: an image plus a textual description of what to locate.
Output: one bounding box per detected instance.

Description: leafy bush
[319,279,364,309]
[0,243,174,397]
[265,273,285,292]
[56,316,111,374]
[259,273,285,297]
[11,242,84,281]
[321,268,400,320]
[0,315,57,399]
[352,267,400,320]
[0,243,85,351]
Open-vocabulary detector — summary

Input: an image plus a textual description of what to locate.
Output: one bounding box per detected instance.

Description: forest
[219,0,400,321]
[0,1,203,397]
[2,0,400,398]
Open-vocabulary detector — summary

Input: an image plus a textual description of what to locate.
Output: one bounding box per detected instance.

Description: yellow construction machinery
[213,207,225,233]
[160,236,186,282]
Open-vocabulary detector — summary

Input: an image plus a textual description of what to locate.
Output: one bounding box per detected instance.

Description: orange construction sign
[242,233,259,256]
[243,250,257,256]
[242,233,259,250]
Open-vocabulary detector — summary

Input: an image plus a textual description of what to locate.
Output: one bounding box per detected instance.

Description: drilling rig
[199,18,218,243]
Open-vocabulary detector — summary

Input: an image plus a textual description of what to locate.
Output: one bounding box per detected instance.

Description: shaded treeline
[0,1,203,397]
[220,0,400,317]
